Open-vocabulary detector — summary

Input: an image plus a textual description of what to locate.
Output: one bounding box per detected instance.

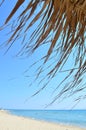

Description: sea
[8,109,86,128]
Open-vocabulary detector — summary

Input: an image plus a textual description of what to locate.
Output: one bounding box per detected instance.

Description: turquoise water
[9,110,86,128]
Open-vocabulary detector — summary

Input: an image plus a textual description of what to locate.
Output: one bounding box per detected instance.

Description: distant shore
[0,110,86,130]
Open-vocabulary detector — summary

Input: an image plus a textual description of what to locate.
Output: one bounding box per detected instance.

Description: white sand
[0,110,86,130]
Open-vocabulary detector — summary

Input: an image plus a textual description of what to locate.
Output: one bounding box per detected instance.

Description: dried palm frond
[1,0,86,101]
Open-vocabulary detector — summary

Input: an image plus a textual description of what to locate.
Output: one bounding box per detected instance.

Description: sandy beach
[0,110,86,130]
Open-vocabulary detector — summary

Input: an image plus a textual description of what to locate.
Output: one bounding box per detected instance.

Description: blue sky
[0,1,86,110]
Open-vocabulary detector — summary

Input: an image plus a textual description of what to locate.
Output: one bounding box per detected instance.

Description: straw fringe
[0,0,86,100]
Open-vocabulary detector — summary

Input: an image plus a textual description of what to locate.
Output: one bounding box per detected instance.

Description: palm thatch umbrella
[0,0,86,103]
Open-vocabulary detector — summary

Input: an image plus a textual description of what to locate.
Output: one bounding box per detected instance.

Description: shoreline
[0,110,86,130]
